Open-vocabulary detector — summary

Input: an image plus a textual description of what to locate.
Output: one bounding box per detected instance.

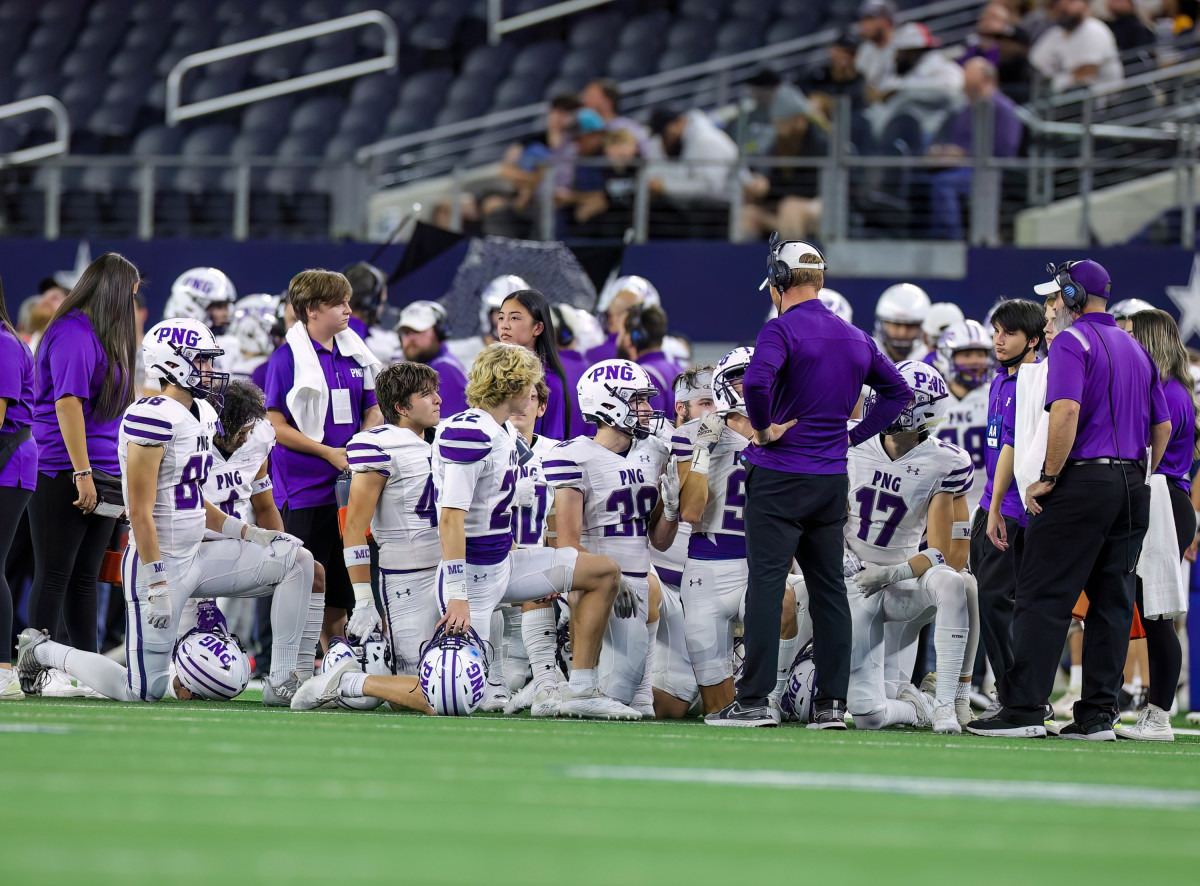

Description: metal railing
[487,0,617,44]
[0,96,70,167]
[166,10,400,126]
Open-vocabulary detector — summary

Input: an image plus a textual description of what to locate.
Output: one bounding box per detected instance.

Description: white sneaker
[1116,704,1174,742]
[898,683,935,728]
[37,669,101,698]
[559,685,641,720]
[290,659,359,711]
[932,701,962,734]
[530,682,562,718]
[502,680,536,715]
[1052,691,1080,721]
[0,669,24,700]
[1187,711,1200,726]
[479,680,510,713]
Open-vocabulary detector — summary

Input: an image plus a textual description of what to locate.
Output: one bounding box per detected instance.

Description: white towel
[1139,474,1187,620]
[284,322,383,443]
[1014,359,1049,506]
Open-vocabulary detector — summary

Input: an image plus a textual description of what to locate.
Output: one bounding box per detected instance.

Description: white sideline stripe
[564,765,1200,810]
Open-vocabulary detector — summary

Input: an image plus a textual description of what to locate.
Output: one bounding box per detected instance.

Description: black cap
[746,67,782,88]
[648,105,683,136]
[833,30,861,51]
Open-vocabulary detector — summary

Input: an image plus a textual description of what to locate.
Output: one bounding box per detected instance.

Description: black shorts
[281,502,352,611]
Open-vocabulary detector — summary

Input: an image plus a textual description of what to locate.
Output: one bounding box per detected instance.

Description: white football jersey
[544,434,669,573]
[432,409,520,559]
[365,327,401,365]
[649,429,697,582]
[347,424,442,569]
[671,419,749,546]
[204,419,275,524]
[511,435,559,549]
[845,430,973,567]
[934,384,989,512]
[119,394,220,560]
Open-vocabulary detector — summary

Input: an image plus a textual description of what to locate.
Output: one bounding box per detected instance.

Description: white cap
[398,301,444,333]
[760,240,826,290]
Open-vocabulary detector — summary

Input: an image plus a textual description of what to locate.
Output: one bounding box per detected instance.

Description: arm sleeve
[849,344,913,446]
[121,403,174,448]
[743,322,786,429]
[346,433,390,476]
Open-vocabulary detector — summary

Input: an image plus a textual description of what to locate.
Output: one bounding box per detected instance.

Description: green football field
[3,696,1199,885]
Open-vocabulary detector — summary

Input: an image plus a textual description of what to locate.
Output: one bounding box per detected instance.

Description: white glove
[855,562,914,597]
[842,550,864,578]
[660,456,681,522]
[244,526,301,548]
[514,476,536,509]
[695,412,725,453]
[146,585,172,630]
[614,577,637,619]
[346,595,381,641]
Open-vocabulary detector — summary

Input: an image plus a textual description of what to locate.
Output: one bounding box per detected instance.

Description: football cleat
[261,672,302,707]
[479,680,510,713]
[559,685,641,720]
[0,668,24,701]
[503,680,536,715]
[291,658,360,711]
[932,702,962,735]
[1052,691,1080,721]
[530,683,562,718]
[15,628,50,695]
[34,669,104,699]
[898,683,935,728]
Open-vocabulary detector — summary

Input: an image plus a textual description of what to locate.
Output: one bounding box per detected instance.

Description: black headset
[627,304,648,350]
[765,231,827,292]
[1047,261,1108,312]
[399,300,450,341]
[550,304,574,349]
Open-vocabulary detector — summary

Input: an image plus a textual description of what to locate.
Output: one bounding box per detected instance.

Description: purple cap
[1033,259,1111,299]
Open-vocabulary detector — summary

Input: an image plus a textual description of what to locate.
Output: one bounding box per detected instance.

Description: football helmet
[143,318,230,408]
[779,641,816,724]
[229,294,280,357]
[479,274,531,336]
[921,302,964,343]
[875,283,931,358]
[172,623,251,701]
[712,347,754,417]
[164,267,238,329]
[936,320,993,390]
[321,632,388,711]
[818,288,853,324]
[577,359,662,439]
[863,360,949,435]
[597,274,661,314]
[1109,298,1155,322]
[418,624,490,716]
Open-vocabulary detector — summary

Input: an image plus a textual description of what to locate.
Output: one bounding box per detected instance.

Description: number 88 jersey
[844,430,972,567]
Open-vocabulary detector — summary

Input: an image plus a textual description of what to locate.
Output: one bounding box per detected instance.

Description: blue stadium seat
[409,16,461,53]
[730,0,780,25]
[0,2,36,23]
[606,49,656,81]
[435,96,491,126]
[301,47,357,76]
[241,96,297,134]
[511,42,566,78]
[567,12,623,51]
[462,43,516,78]
[665,20,715,53]
[15,74,62,103]
[87,102,141,139]
[617,12,669,52]
[103,78,149,107]
[300,0,338,22]
[250,44,306,82]
[542,75,587,100]
[228,128,284,158]
[86,0,132,24]
[492,76,543,111]
[339,105,385,141]
[218,21,266,45]
[323,132,364,163]
[348,74,400,111]
[678,0,729,22]
[655,46,709,73]
[123,22,172,56]
[37,0,85,27]
[399,69,455,107]
[559,49,609,81]
[76,20,125,56]
[383,106,433,137]
[289,97,346,135]
[766,19,816,45]
[715,20,765,55]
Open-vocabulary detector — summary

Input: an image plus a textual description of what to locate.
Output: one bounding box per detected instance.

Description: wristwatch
[1039,470,1059,485]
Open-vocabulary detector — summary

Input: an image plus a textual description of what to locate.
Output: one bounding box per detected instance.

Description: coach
[706,236,910,729]
[969,260,1170,740]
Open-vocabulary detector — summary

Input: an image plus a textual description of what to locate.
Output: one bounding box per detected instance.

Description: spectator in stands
[1018,0,1058,46]
[927,58,1024,239]
[567,129,642,236]
[884,24,966,95]
[739,110,828,243]
[738,68,812,156]
[805,33,868,117]
[618,304,680,418]
[959,3,1033,101]
[1103,0,1156,62]
[398,301,469,418]
[1029,0,1124,92]
[856,0,901,97]
[646,107,741,201]
[581,78,653,157]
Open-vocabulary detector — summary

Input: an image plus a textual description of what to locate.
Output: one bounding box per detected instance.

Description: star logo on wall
[54,241,92,290]
[1166,254,1200,345]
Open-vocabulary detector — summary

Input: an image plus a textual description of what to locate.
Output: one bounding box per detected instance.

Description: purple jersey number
[720,469,747,533]
[175,454,213,511]
[603,486,659,537]
[854,487,908,548]
[489,469,517,531]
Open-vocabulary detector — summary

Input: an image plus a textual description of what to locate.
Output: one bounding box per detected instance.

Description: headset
[627,303,648,351]
[343,262,388,316]
[426,301,451,341]
[765,231,827,293]
[550,304,574,349]
[1046,260,1109,313]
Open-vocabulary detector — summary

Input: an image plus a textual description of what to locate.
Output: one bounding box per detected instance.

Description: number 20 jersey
[119,395,220,561]
[347,424,441,570]
[844,431,973,567]
[544,435,669,573]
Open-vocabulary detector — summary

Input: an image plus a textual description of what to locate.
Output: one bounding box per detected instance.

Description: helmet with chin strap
[142,319,230,409]
[935,320,993,390]
[874,283,931,358]
[576,359,662,439]
[863,360,949,436]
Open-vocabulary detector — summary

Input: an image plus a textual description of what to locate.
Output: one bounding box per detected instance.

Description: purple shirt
[586,333,618,366]
[1156,377,1194,491]
[429,344,469,418]
[636,350,682,419]
[32,310,121,475]
[264,337,378,509]
[980,367,1027,525]
[348,317,369,339]
[559,349,593,437]
[250,359,270,392]
[1045,313,1168,461]
[0,324,38,489]
[536,366,572,440]
[744,299,911,474]
[942,93,1023,158]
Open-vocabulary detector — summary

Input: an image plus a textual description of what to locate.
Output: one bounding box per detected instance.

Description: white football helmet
[577,359,662,439]
[779,641,816,724]
[321,633,387,711]
[419,624,489,716]
[875,283,931,358]
[1109,298,1155,321]
[479,274,531,336]
[172,624,251,701]
[936,319,993,390]
[164,267,238,329]
[921,302,964,343]
[818,288,853,323]
[597,274,661,314]
[863,360,949,435]
[229,294,280,357]
[712,347,754,417]
[143,318,229,408]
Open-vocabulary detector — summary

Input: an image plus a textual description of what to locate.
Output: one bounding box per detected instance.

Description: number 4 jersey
[119,395,220,561]
[202,418,275,525]
[845,429,973,568]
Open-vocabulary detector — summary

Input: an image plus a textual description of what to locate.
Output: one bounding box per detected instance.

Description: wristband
[251,476,273,494]
[951,521,971,540]
[691,446,711,476]
[441,558,468,602]
[920,548,946,570]
[344,545,371,569]
[143,559,168,587]
[221,516,247,540]
[352,581,373,605]
[72,468,93,481]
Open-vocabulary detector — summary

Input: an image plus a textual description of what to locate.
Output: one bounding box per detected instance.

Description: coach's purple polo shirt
[32,310,121,475]
[265,336,377,509]
[1045,313,1167,460]
[585,333,618,365]
[0,324,38,489]
[743,298,911,474]
[980,366,1027,525]
[1157,377,1194,492]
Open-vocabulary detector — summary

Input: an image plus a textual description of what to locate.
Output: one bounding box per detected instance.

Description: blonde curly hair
[466,342,544,409]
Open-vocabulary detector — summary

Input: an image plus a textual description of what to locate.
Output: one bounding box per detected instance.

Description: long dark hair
[0,273,13,335]
[502,289,570,437]
[46,252,139,422]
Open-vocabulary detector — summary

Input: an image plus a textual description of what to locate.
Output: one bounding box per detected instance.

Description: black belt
[1067,457,1141,466]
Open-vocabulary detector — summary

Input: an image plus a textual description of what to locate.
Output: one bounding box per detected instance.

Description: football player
[933,320,993,514]
[17,319,322,706]
[920,302,965,358]
[874,283,932,363]
[844,361,975,734]
[545,359,679,716]
[225,294,280,381]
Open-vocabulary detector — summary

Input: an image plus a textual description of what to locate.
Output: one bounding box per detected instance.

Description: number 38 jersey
[845,430,973,567]
[544,435,669,573]
[119,395,220,561]
[347,424,441,570]
[671,419,749,559]
[202,418,275,525]
[935,384,989,512]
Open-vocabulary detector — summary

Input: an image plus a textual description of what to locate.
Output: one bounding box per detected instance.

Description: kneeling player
[845,362,974,734]
[18,319,321,705]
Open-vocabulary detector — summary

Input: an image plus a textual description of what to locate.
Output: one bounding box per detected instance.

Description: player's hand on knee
[243,526,297,548]
[146,585,172,630]
[855,563,911,597]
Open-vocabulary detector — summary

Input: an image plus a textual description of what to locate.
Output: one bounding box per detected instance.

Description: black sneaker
[807,701,848,730]
[704,700,780,727]
[1058,719,1116,741]
[966,710,1046,738]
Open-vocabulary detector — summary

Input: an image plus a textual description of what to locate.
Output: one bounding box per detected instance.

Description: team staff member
[976,299,1045,698]
[707,236,910,728]
[398,300,469,417]
[0,278,38,699]
[28,253,138,655]
[970,260,1171,740]
[265,270,382,645]
[618,305,682,419]
[497,289,578,440]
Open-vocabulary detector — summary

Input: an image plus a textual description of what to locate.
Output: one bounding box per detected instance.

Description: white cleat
[898,683,935,728]
[290,659,360,711]
[530,682,562,718]
[955,697,973,727]
[559,685,641,720]
[932,701,962,735]
[36,669,103,698]
[1052,691,1080,721]
[0,668,24,700]
[478,680,510,713]
[503,680,536,715]
[1115,704,1174,742]
[634,704,656,720]
[262,672,302,707]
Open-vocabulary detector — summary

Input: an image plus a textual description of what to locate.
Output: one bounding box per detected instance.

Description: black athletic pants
[737,465,849,708]
[27,469,116,652]
[282,502,352,611]
[969,509,1024,695]
[1136,479,1193,711]
[1004,463,1149,726]
[0,486,33,664]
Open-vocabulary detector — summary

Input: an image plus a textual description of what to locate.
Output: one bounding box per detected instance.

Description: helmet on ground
[172,625,251,701]
[419,624,489,716]
[863,360,949,435]
[577,359,663,439]
[142,318,229,408]
[229,294,280,357]
[321,632,388,711]
[712,347,754,417]
[935,319,993,390]
[779,641,816,723]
